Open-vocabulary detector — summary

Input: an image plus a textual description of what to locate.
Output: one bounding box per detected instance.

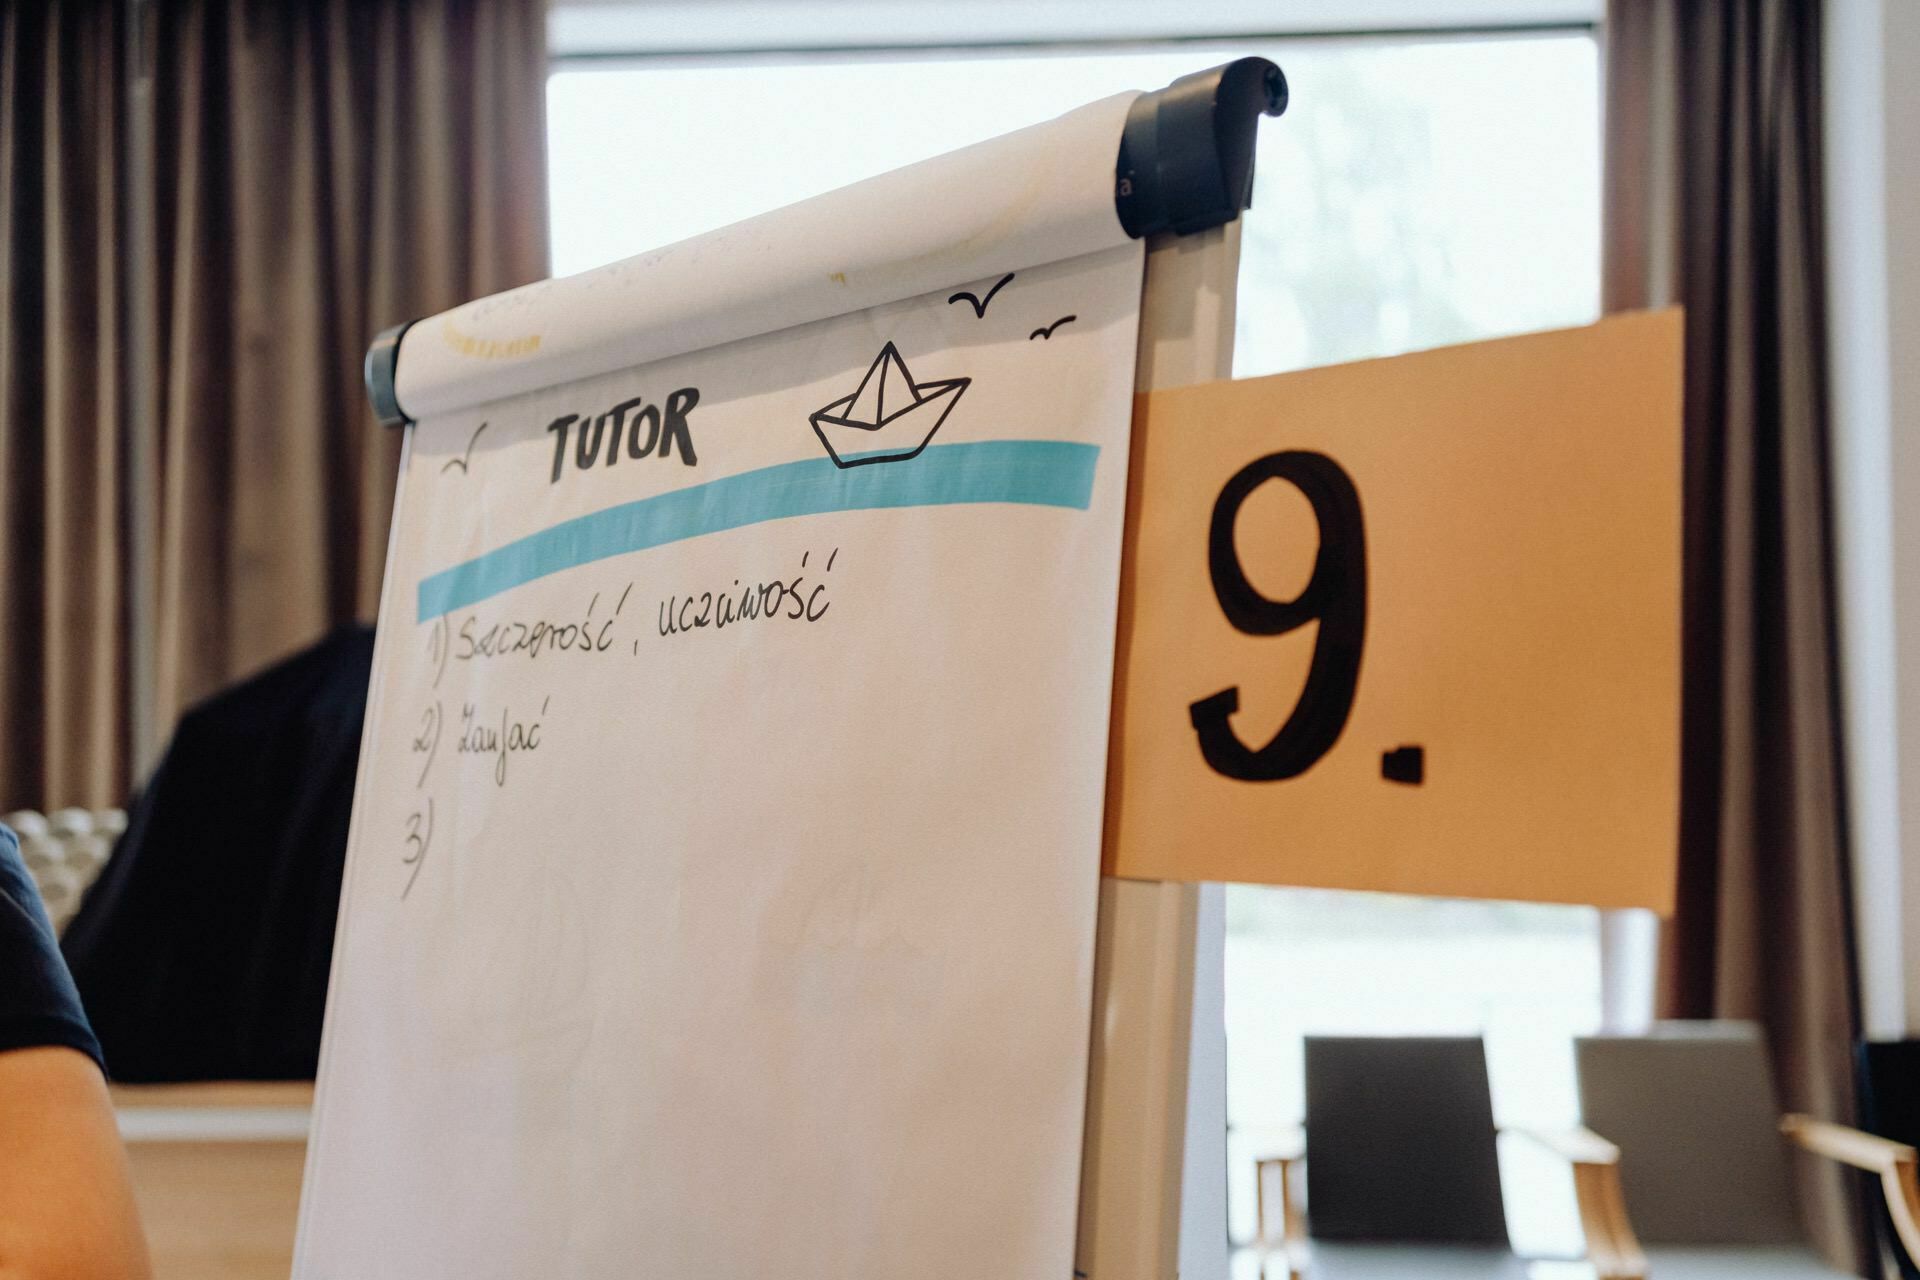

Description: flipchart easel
[359,60,1287,1278]
[1077,208,1253,1277]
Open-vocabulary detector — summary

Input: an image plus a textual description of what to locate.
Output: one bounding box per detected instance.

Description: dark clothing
[61,625,374,1081]
[0,825,103,1068]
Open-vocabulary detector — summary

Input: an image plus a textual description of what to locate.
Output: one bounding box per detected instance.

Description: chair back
[1303,1036,1508,1244]
[1575,1022,1802,1245]
[1860,1039,1920,1278]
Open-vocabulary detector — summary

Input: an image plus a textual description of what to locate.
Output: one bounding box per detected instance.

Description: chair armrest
[1512,1127,1646,1280]
[1781,1114,1917,1171]
[1782,1114,1920,1267]
[1512,1125,1620,1167]
[1255,1130,1307,1280]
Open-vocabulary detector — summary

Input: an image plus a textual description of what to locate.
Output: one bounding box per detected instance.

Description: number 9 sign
[1105,313,1682,912]
[1189,450,1366,782]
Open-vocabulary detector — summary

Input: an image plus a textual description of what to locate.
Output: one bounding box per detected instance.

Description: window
[549,27,1602,1259]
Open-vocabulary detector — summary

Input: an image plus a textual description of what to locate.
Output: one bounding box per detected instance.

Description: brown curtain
[1606,0,1865,1271]
[143,0,550,745]
[0,0,548,813]
[0,3,130,814]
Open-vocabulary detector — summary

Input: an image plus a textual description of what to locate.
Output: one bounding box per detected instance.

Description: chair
[1,807,125,934]
[1553,1022,1919,1279]
[1256,1037,1529,1279]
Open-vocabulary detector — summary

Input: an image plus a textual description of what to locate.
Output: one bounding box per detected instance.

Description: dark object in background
[62,625,374,1081]
[1258,1036,1530,1278]
[1303,1036,1510,1247]
[1859,1040,1920,1279]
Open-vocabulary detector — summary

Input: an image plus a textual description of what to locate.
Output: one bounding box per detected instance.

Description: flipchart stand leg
[1077,219,1241,1280]
[1180,882,1229,1280]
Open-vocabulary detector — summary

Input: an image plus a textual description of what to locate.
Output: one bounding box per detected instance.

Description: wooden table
[111,1082,312,1280]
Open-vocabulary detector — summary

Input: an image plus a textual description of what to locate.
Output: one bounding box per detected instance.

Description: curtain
[0,3,130,813]
[143,0,550,749]
[1605,1,1866,1271]
[0,0,549,813]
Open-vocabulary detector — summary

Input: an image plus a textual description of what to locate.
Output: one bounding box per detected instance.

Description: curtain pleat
[1606,1,1867,1271]
[144,0,549,735]
[0,0,547,812]
[0,2,128,813]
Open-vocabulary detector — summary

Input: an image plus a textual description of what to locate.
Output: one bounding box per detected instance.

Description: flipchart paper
[295,242,1144,1278]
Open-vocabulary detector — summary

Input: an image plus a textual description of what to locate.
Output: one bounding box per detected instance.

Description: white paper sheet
[391,93,1139,422]
[295,239,1144,1277]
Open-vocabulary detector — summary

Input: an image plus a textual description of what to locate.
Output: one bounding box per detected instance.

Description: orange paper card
[1105,310,1683,911]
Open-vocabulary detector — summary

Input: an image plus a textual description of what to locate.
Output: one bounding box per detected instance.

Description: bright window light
[549,32,1602,1258]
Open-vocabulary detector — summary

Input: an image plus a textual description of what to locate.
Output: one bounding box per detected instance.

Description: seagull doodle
[1029,315,1077,341]
[441,422,489,474]
[947,273,1014,318]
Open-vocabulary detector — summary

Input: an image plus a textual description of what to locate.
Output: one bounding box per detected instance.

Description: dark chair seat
[1265,1039,1524,1279]
[1304,1242,1533,1279]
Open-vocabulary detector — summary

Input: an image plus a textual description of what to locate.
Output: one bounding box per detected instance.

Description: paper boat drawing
[810,342,969,468]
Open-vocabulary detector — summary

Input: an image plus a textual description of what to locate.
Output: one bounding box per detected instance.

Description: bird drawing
[441,422,489,474]
[947,273,1014,318]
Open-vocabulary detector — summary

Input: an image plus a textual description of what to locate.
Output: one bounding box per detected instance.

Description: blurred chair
[1256,1036,1527,1279]
[1557,1022,1915,1279]
[1,807,126,934]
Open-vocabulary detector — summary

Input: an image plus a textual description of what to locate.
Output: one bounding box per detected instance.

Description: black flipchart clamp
[1114,57,1287,240]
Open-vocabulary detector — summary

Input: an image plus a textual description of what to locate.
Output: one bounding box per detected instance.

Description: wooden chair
[1539,1022,1920,1279]
[1255,1036,1528,1279]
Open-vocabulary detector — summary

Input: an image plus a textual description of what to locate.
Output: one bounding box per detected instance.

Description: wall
[1828,0,1920,1038]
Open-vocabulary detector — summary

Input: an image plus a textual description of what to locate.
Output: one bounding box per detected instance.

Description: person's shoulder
[1,821,48,927]
[0,822,28,893]
[0,820,107,1071]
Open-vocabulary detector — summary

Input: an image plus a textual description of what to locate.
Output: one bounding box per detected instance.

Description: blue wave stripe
[415,438,1101,620]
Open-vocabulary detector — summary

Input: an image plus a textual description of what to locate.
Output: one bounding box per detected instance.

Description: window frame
[548,0,1600,61]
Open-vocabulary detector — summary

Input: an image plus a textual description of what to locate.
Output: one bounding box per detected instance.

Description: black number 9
[1189,450,1366,781]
